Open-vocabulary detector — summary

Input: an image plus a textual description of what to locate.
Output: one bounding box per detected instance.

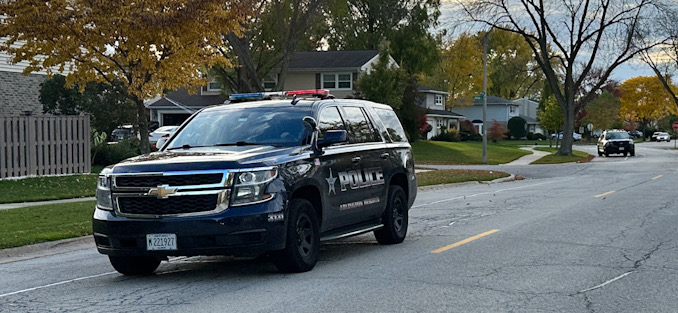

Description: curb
[417,174,516,192]
[0,197,95,210]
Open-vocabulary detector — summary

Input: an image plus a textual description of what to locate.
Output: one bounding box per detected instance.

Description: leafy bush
[431,128,459,142]
[93,138,141,166]
[488,120,508,143]
[507,116,527,139]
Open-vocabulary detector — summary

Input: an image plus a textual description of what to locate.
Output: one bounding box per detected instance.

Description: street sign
[673,121,678,131]
[473,95,483,100]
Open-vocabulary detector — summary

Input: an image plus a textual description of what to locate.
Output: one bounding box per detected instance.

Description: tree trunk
[134,96,150,154]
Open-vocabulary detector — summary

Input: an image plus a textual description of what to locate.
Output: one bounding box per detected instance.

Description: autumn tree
[537,95,564,147]
[581,91,622,132]
[619,76,678,130]
[0,0,251,153]
[459,0,664,156]
[488,120,508,143]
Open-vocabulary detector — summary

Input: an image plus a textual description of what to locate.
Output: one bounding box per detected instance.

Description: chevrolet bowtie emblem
[147,185,177,199]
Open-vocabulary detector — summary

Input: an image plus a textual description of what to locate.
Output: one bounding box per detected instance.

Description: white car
[653,132,670,142]
[149,126,179,147]
[551,132,582,141]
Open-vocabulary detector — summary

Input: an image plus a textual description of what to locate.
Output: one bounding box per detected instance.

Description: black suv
[597,129,635,157]
[93,91,417,275]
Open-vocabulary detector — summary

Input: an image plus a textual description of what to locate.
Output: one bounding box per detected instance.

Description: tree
[507,116,527,139]
[640,2,678,109]
[40,75,137,137]
[537,95,564,147]
[488,120,508,143]
[619,76,678,129]
[460,0,664,156]
[0,0,251,153]
[357,50,408,111]
[581,91,622,132]
[216,0,328,93]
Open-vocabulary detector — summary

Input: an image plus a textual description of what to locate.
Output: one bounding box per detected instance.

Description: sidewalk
[0,197,95,210]
[504,146,550,165]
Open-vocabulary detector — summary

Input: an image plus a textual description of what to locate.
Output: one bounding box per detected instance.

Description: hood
[110,145,303,173]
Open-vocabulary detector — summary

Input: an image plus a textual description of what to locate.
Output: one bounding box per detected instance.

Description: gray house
[0,39,48,117]
[417,86,464,140]
[451,95,520,134]
[513,97,545,135]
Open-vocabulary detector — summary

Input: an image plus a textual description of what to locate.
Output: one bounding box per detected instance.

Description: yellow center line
[431,229,499,254]
[595,191,615,198]
[652,175,663,180]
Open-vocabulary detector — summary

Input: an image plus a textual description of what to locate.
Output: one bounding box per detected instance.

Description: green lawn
[531,147,592,164]
[0,201,95,249]
[417,169,510,186]
[0,174,97,204]
[412,140,532,165]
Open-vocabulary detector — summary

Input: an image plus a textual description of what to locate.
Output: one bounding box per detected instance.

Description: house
[147,50,397,126]
[513,97,546,135]
[451,95,520,134]
[417,86,465,140]
[0,39,48,117]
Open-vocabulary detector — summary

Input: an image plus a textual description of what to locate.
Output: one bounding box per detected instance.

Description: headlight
[96,168,113,211]
[230,167,278,206]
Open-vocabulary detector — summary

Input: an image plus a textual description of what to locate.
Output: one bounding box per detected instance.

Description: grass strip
[0,201,95,249]
[417,169,510,186]
[0,175,97,204]
[412,141,531,165]
[531,147,591,164]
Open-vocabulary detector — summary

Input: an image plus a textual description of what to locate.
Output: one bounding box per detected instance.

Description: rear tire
[630,150,635,156]
[272,198,319,273]
[109,255,161,275]
[374,185,408,245]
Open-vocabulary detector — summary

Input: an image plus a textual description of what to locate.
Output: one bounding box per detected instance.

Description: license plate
[619,147,624,150]
[146,233,177,251]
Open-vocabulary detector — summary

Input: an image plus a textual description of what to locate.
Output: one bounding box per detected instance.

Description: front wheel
[109,255,161,275]
[272,198,319,273]
[374,185,408,245]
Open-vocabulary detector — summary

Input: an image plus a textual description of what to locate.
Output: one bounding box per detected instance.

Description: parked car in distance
[598,129,635,157]
[628,130,643,138]
[149,125,179,148]
[551,132,582,141]
[652,132,670,142]
[111,125,137,142]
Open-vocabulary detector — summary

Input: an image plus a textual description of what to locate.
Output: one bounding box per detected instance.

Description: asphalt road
[1,141,677,312]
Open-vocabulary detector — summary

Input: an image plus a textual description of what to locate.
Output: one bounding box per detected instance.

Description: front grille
[115,173,223,188]
[117,194,219,215]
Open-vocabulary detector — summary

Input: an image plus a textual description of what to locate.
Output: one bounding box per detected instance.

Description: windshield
[606,132,630,140]
[165,106,312,149]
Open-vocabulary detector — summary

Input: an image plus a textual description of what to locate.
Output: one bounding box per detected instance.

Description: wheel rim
[392,195,404,233]
[295,213,314,257]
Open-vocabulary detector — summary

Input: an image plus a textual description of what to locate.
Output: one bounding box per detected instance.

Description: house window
[263,75,277,91]
[322,73,352,90]
[509,105,517,115]
[207,79,221,92]
[435,94,444,106]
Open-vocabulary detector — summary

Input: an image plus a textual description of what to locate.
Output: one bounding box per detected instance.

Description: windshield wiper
[166,144,208,151]
[213,141,260,147]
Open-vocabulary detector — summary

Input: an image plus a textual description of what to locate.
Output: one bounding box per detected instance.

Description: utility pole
[482,29,490,164]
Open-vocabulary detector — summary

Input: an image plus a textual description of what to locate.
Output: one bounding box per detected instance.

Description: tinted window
[374,108,408,142]
[606,132,629,140]
[342,106,379,143]
[317,106,346,142]
[167,106,310,148]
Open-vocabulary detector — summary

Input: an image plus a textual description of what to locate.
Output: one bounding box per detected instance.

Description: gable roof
[146,88,226,110]
[472,95,515,106]
[289,50,380,70]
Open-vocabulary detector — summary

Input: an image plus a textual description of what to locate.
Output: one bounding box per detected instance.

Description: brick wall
[0,71,46,117]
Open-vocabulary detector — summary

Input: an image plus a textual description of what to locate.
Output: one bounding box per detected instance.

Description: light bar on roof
[286,89,329,96]
[229,92,265,100]
[228,89,331,102]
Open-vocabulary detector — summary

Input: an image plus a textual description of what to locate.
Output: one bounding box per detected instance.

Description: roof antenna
[291,95,300,105]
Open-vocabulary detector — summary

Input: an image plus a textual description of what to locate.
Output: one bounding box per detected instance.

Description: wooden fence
[0,115,91,179]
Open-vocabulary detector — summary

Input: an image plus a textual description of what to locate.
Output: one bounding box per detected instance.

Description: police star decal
[325,169,337,195]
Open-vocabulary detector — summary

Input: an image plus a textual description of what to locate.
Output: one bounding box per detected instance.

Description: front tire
[272,198,319,273]
[109,255,161,275]
[374,185,408,245]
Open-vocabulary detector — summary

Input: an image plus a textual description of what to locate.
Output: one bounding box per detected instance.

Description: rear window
[374,108,408,142]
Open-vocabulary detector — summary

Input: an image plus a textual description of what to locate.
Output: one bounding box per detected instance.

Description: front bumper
[92,200,287,257]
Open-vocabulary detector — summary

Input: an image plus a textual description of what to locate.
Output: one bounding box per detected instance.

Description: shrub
[488,120,508,143]
[507,116,527,139]
[431,128,459,142]
[93,138,141,166]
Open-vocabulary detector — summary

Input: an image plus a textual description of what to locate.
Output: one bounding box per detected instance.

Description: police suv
[94,90,417,275]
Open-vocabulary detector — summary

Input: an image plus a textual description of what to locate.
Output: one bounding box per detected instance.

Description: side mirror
[318,130,347,148]
[302,116,317,131]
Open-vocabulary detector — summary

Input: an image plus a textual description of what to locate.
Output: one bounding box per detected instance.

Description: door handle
[380,153,389,159]
[351,156,361,163]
